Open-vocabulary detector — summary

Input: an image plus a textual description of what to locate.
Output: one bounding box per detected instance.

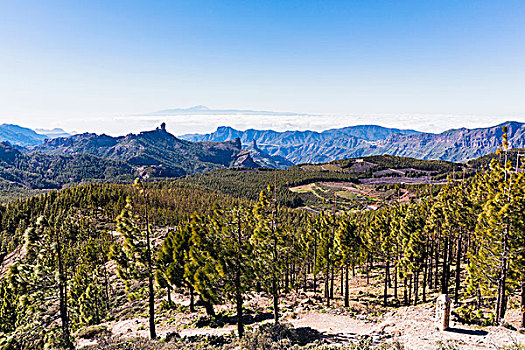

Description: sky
[1,0,525,136]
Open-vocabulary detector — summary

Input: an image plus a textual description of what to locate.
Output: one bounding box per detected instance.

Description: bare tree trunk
[235,279,244,337]
[203,299,216,317]
[403,277,408,306]
[55,228,72,348]
[340,268,344,299]
[148,274,157,339]
[520,281,525,328]
[423,257,428,303]
[414,271,419,305]
[366,254,370,285]
[285,254,289,293]
[145,199,157,340]
[441,236,449,294]
[303,265,308,292]
[434,238,440,290]
[330,264,334,300]
[235,219,244,338]
[454,235,462,303]
[345,265,350,307]
[428,240,434,290]
[325,264,330,307]
[383,260,389,306]
[408,275,413,305]
[189,285,195,312]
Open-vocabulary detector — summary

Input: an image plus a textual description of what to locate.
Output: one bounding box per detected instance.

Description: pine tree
[469,158,525,323]
[69,263,106,328]
[184,213,222,317]
[7,215,73,348]
[156,223,196,311]
[212,207,254,337]
[0,282,16,334]
[369,211,393,306]
[314,212,336,306]
[156,232,176,306]
[400,204,427,305]
[252,186,283,324]
[335,215,362,307]
[109,179,157,339]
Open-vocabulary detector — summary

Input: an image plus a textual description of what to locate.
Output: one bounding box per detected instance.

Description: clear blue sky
[1,1,524,134]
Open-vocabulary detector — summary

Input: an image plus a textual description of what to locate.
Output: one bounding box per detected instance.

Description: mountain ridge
[32,124,262,176]
[180,121,525,163]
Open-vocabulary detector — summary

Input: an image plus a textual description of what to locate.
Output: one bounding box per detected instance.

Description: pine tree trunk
[422,258,428,303]
[441,236,449,294]
[325,264,330,307]
[383,260,389,306]
[313,272,317,294]
[366,254,370,285]
[313,240,318,294]
[394,262,398,301]
[235,223,244,338]
[414,271,419,305]
[403,277,408,306]
[428,240,434,290]
[345,265,349,307]
[496,225,509,324]
[55,228,71,348]
[520,281,525,328]
[454,235,462,303]
[144,196,157,340]
[446,237,454,292]
[330,264,334,300]
[167,286,172,305]
[189,285,195,312]
[272,274,279,324]
[291,260,295,292]
[272,221,280,324]
[104,264,110,311]
[203,299,216,317]
[408,275,413,305]
[285,254,289,292]
[340,268,344,299]
[303,266,308,292]
[434,238,440,290]
[148,274,156,339]
[236,284,244,337]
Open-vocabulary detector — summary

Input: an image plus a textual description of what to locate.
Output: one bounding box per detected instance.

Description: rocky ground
[77,288,525,349]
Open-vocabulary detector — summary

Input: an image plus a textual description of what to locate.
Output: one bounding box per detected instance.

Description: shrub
[454,305,494,326]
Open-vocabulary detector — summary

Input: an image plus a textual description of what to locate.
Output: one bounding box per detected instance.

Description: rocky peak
[231,150,260,168]
[232,137,242,150]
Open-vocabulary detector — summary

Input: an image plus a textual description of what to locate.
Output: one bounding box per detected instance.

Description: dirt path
[290,304,525,349]
[99,303,525,350]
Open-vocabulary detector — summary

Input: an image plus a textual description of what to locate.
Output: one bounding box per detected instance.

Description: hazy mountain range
[0,124,70,147]
[181,122,525,163]
[1,119,524,196]
[2,120,525,181]
[142,105,307,116]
